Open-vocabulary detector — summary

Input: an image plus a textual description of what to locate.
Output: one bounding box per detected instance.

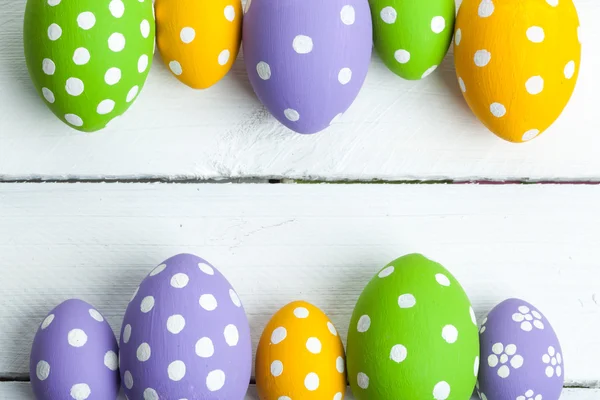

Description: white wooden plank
[1,1,598,182]
[0,184,599,385]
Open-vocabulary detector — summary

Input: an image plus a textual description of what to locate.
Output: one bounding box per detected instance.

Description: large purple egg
[29,299,119,400]
[243,0,373,134]
[119,253,252,399]
[478,299,564,400]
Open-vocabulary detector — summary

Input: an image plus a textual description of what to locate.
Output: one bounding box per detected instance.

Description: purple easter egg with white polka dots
[477,298,564,400]
[29,299,120,400]
[119,253,252,400]
[243,0,373,134]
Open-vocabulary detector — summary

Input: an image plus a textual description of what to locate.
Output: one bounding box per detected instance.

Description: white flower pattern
[512,305,544,332]
[516,389,542,400]
[487,342,524,378]
[542,346,562,377]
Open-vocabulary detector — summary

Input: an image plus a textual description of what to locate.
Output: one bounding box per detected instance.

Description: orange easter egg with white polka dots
[255,301,346,400]
[155,0,242,89]
[454,0,581,143]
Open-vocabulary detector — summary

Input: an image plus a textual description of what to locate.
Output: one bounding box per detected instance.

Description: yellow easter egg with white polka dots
[255,301,346,400]
[155,0,242,89]
[454,0,581,143]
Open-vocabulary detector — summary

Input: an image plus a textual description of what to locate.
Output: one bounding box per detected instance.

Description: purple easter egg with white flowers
[477,299,564,400]
[243,0,373,134]
[29,299,119,400]
[119,253,252,400]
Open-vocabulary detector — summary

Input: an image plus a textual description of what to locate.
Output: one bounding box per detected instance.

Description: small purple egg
[119,253,252,400]
[478,298,563,400]
[29,299,119,400]
[243,0,373,134]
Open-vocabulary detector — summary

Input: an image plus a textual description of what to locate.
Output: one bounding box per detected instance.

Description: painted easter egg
[255,301,346,400]
[369,0,455,80]
[477,299,563,400]
[155,0,242,89]
[23,0,155,132]
[119,253,251,399]
[454,0,581,143]
[243,0,373,134]
[29,299,119,400]
[346,253,479,400]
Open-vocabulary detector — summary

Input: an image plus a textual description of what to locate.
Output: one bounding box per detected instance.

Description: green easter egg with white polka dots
[23,0,155,132]
[370,0,455,80]
[347,253,479,400]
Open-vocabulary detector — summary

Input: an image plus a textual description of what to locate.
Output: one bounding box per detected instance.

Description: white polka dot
[224,5,235,21]
[224,324,239,346]
[357,372,369,389]
[431,16,446,33]
[137,343,151,361]
[338,68,352,85]
[394,49,410,64]
[304,372,319,391]
[422,65,438,79]
[526,76,544,95]
[42,59,55,75]
[398,293,416,308]
[546,0,558,6]
[557,366,562,376]
[278,397,291,400]
[68,329,87,347]
[284,108,300,122]
[564,61,576,79]
[141,296,155,313]
[455,29,462,46]
[511,355,524,369]
[470,307,477,325]
[168,360,186,381]
[109,0,124,18]
[140,20,150,38]
[532,310,542,319]
[206,369,226,391]
[66,78,84,96]
[218,50,230,65]
[97,99,115,115]
[390,344,407,363]
[167,315,185,334]
[474,50,492,67]
[271,360,283,377]
[357,315,371,332]
[294,307,309,318]
[170,272,189,288]
[123,324,132,343]
[48,0,60,6]
[378,266,394,278]
[199,262,214,275]
[41,314,54,329]
[436,273,451,286]
[126,86,139,103]
[73,48,90,65]
[256,61,271,80]
[433,381,451,400]
[70,383,91,400]
[195,337,214,358]
[498,365,510,378]
[336,356,345,373]
[108,33,126,52]
[65,114,83,127]
[180,27,195,44]
[143,388,158,400]
[124,371,133,389]
[500,354,508,364]
[380,6,397,24]
[505,344,517,355]
[442,325,458,343]
[199,294,217,311]
[490,102,506,117]
[527,26,545,43]
[488,354,498,367]
[104,350,118,371]
[522,129,540,141]
[341,5,355,25]
[546,366,554,377]
[306,337,322,354]
[271,327,287,344]
[77,12,95,30]
[534,320,544,329]
[36,360,50,380]
[478,0,494,17]
[104,67,121,85]
[457,77,466,94]
[474,356,480,376]
[169,60,183,76]
[48,23,62,40]
[228,289,242,307]
[293,35,313,54]
[327,321,338,336]
[518,306,530,313]
[137,54,149,73]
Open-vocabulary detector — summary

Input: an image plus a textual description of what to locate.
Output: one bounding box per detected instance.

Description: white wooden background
[1,0,600,397]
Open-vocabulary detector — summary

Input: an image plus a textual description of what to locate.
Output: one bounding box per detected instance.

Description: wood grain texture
[0,383,597,400]
[0,1,598,182]
[0,183,599,386]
